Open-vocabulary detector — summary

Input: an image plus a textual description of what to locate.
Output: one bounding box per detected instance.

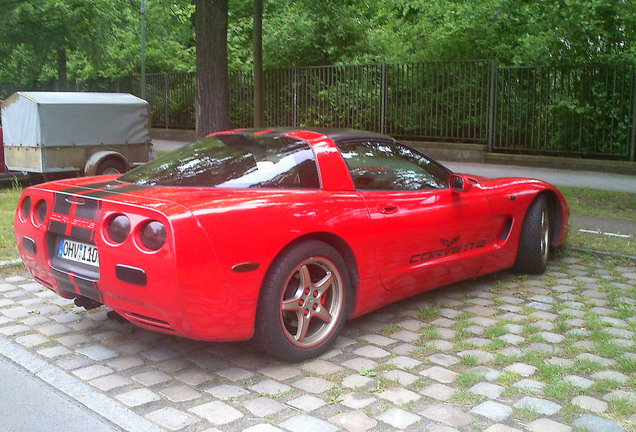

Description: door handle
[378,205,398,214]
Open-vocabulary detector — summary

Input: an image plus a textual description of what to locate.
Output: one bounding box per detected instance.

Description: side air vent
[499,218,513,241]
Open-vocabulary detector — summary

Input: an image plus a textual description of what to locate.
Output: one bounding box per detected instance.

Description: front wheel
[254,241,351,362]
[514,194,551,274]
[97,158,126,176]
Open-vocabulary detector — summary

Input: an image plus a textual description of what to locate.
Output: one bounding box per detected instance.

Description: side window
[338,141,448,191]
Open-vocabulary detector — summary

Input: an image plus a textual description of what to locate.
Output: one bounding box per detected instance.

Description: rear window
[120,134,320,189]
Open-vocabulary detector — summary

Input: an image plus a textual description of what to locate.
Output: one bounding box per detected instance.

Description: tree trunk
[195,0,230,139]
[253,0,265,127]
[57,47,68,91]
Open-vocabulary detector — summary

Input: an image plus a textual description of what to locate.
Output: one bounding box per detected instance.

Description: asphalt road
[0,357,117,432]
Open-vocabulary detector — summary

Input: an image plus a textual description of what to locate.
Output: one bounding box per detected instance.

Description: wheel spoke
[281,298,303,312]
[296,312,311,341]
[313,272,334,297]
[313,305,333,323]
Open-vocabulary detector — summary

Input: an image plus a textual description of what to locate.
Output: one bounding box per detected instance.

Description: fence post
[164,73,170,129]
[487,59,497,153]
[630,65,636,162]
[292,68,298,127]
[380,64,387,135]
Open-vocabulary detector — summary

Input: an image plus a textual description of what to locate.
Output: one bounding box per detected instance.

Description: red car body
[15,128,569,358]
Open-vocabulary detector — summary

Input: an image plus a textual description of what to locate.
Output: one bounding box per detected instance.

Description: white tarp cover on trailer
[1,92,150,147]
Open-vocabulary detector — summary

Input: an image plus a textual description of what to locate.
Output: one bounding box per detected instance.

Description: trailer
[1,92,155,178]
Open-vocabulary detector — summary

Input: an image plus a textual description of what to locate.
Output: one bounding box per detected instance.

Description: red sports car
[15,128,569,361]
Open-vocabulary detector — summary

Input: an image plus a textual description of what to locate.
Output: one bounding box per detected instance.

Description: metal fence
[1,61,634,160]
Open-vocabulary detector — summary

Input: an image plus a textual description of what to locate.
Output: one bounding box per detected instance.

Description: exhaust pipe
[74,296,102,310]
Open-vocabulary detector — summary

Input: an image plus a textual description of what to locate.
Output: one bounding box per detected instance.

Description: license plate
[57,239,99,267]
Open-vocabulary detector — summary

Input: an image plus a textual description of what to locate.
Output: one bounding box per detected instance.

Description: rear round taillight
[34,200,47,225]
[107,214,130,244]
[20,196,31,222]
[139,221,166,251]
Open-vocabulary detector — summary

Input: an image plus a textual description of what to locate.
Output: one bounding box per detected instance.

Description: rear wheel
[254,241,350,361]
[97,158,126,176]
[514,194,551,274]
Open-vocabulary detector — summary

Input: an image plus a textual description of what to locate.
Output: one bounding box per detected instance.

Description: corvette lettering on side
[410,238,487,264]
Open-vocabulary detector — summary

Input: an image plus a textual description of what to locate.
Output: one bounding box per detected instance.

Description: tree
[194,0,231,138]
[253,0,265,127]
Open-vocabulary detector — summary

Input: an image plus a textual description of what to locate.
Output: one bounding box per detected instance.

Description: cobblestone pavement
[1,253,635,432]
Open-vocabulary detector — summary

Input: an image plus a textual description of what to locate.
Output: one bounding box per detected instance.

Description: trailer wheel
[97,158,126,176]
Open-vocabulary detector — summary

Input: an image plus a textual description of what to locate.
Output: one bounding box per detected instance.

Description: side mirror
[449,174,473,193]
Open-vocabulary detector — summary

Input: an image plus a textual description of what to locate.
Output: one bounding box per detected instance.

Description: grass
[559,186,636,256]
[0,187,22,262]
[559,186,636,222]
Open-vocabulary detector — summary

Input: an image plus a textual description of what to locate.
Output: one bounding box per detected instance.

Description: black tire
[254,241,351,362]
[514,194,551,274]
[97,158,126,176]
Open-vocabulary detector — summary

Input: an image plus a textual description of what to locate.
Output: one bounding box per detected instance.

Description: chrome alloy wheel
[540,206,550,264]
[279,257,344,348]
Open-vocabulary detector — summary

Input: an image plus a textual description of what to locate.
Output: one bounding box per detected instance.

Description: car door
[337,140,494,291]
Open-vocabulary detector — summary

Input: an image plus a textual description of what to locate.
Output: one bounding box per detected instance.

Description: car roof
[228,127,396,144]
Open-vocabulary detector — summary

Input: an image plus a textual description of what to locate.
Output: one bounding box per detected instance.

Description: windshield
[120,134,320,189]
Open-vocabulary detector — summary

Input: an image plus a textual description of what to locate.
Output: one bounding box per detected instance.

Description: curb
[0,336,165,432]
[0,259,22,269]
[567,246,636,262]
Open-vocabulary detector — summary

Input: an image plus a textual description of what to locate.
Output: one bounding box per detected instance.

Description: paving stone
[132,370,171,386]
[250,379,292,396]
[513,396,561,415]
[546,357,574,368]
[539,331,565,343]
[341,357,378,372]
[89,374,133,391]
[160,385,202,402]
[377,387,420,405]
[216,366,254,382]
[436,328,456,339]
[387,355,421,370]
[513,379,545,394]
[189,401,244,425]
[342,374,374,390]
[564,375,594,389]
[572,395,608,413]
[15,333,49,347]
[504,363,537,377]
[499,334,525,345]
[420,366,457,384]
[603,390,636,404]
[391,330,420,342]
[420,404,474,427]
[37,345,71,358]
[427,353,459,366]
[470,382,505,399]
[293,376,335,394]
[571,414,625,432]
[576,353,617,367]
[339,392,376,409]
[1,306,31,318]
[206,384,250,399]
[116,388,161,407]
[145,407,198,431]
[287,394,326,411]
[77,345,118,361]
[526,418,572,432]
[141,347,180,362]
[469,316,497,327]
[421,383,454,401]
[57,356,93,371]
[483,425,522,432]
[108,356,145,371]
[376,407,420,429]
[465,305,496,316]
[382,369,418,386]
[73,365,113,381]
[329,411,377,432]
[392,343,419,355]
[470,401,513,422]
[458,349,495,363]
[280,415,338,432]
[243,425,283,432]
[300,359,344,375]
[591,370,629,383]
[244,397,286,417]
[527,301,553,311]
[470,366,502,381]
[258,364,301,381]
[352,345,390,358]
